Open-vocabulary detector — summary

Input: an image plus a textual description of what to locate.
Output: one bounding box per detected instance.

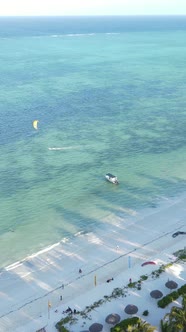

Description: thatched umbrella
[89,323,103,332]
[124,304,138,315]
[165,280,178,290]
[150,290,163,299]
[105,313,121,325]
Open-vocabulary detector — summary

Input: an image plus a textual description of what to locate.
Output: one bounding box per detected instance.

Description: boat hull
[105,173,119,184]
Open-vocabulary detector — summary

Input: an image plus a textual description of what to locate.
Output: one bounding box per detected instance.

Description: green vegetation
[110,317,156,332]
[110,317,140,331]
[142,310,149,316]
[161,295,186,332]
[174,248,186,260]
[158,284,186,308]
[140,275,148,281]
[55,324,70,332]
[55,315,78,331]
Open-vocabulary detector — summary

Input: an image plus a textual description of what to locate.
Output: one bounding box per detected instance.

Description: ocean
[0,16,186,269]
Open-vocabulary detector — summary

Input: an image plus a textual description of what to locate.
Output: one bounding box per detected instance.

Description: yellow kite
[32,120,39,130]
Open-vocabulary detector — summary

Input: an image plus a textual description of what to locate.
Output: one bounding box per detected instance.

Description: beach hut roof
[124,304,138,315]
[105,313,121,325]
[150,290,163,299]
[165,280,178,289]
[89,322,103,332]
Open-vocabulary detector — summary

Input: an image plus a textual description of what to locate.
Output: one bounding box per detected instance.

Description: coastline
[0,192,186,331]
[1,15,186,332]
[3,191,186,272]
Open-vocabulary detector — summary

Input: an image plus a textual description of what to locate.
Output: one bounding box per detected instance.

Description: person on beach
[63,307,73,314]
[79,268,82,273]
[106,278,114,283]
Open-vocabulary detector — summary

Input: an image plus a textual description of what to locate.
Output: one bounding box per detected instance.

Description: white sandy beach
[0,194,185,332]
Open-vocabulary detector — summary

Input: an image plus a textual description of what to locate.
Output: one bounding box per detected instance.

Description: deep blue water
[1,16,186,38]
[0,16,186,267]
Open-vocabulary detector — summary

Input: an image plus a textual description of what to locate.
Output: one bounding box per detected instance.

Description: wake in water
[48,146,80,150]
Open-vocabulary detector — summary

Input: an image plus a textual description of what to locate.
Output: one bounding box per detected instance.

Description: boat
[105,173,119,184]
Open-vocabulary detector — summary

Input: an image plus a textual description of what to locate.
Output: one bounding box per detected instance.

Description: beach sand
[0,194,185,332]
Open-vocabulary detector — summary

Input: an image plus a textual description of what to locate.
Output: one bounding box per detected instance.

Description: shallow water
[0,16,186,267]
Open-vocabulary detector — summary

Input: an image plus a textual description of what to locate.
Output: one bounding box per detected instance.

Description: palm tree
[125,320,156,331]
[160,319,171,332]
[163,295,186,332]
[137,320,156,332]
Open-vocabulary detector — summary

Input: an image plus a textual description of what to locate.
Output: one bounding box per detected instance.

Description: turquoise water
[0,16,186,267]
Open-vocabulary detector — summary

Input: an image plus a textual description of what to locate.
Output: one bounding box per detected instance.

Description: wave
[4,242,60,273]
[1,191,186,279]
[50,32,120,38]
[31,32,120,39]
[2,231,90,278]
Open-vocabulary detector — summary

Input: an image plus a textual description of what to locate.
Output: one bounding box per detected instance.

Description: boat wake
[48,146,80,151]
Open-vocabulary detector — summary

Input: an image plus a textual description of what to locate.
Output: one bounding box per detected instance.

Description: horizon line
[1,14,186,17]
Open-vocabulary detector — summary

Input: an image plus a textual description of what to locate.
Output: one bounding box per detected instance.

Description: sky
[0,0,186,16]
